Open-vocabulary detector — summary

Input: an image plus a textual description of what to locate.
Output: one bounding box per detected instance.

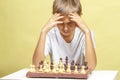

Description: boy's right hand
[42,13,64,33]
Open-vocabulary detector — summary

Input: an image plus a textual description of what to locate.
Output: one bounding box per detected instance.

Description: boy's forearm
[32,31,47,67]
[84,30,97,71]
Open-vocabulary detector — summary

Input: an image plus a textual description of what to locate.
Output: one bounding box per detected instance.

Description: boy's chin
[61,32,71,37]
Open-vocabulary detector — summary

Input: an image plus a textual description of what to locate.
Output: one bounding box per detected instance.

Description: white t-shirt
[44,26,95,65]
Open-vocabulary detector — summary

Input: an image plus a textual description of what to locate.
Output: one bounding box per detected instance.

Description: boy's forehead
[60,15,71,22]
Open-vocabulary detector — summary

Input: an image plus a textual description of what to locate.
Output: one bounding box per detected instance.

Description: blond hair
[53,0,82,15]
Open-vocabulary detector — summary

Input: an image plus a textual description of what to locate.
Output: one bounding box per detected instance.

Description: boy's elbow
[88,61,97,71]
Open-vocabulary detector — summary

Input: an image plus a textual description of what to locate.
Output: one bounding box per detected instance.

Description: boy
[33,0,97,72]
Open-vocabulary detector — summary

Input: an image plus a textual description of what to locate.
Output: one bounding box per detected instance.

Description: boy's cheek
[57,24,63,29]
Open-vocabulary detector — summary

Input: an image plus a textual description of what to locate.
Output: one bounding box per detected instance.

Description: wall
[0,0,120,79]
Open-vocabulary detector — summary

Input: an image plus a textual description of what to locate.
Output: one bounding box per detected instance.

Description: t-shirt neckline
[55,26,77,46]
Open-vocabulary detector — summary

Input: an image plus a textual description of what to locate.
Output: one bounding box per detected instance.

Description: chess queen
[33,0,97,73]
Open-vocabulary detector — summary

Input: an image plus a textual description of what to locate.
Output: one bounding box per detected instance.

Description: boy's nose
[63,24,69,31]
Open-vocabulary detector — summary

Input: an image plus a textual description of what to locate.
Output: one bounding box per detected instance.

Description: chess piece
[58,58,65,73]
[39,65,43,72]
[39,61,43,65]
[77,64,81,71]
[66,63,71,73]
[64,56,68,70]
[29,65,36,72]
[46,61,51,72]
[74,65,78,73]
[52,61,57,73]
[80,65,86,74]
[84,62,88,70]
[56,65,59,72]
[50,62,53,70]
[65,56,68,65]
[39,61,44,72]
[61,65,65,73]
[71,60,75,70]
[42,60,47,72]
[58,58,62,67]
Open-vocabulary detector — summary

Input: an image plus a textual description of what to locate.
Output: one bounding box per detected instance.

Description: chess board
[26,57,89,79]
[26,71,88,79]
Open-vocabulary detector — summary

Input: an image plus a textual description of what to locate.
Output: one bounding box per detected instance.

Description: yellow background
[0,0,120,79]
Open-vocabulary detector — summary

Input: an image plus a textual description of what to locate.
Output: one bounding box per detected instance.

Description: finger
[68,13,76,18]
[72,12,79,16]
[73,12,78,15]
[54,13,61,17]
[51,21,63,28]
[70,18,76,22]
[52,13,62,20]
[52,13,60,18]
[69,15,76,18]
[69,13,75,16]
[69,12,79,17]
[54,16,64,21]
[55,21,63,24]
[54,13,60,15]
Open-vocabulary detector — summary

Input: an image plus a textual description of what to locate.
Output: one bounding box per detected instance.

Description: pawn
[77,64,81,71]
[39,65,43,72]
[29,65,36,72]
[56,65,59,72]
[74,65,78,73]
[46,61,51,72]
[84,62,88,70]
[50,62,53,70]
[52,61,57,73]
[59,65,65,73]
[42,60,47,72]
[62,65,65,72]
[65,56,68,65]
[71,60,75,70]
[39,61,43,65]
[66,63,71,73]
[80,65,86,74]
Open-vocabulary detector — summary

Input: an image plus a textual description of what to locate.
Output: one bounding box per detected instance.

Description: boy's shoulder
[47,26,58,36]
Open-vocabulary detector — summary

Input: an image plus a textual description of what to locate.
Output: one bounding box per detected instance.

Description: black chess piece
[77,63,81,71]
[60,58,62,61]
[50,62,53,70]
[84,62,88,70]
[71,60,75,70]
[38,61,43,69]
[65,56,68,65]
[64,56,68,70]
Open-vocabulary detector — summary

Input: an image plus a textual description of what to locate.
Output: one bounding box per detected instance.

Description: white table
[1,68,118,80]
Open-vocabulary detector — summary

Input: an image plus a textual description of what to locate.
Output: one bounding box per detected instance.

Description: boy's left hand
[69,13,90,33]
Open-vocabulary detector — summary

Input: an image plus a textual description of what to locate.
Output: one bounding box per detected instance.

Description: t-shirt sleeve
[44,34,51,56]
[82,30,96,55]
[91,31,96,48]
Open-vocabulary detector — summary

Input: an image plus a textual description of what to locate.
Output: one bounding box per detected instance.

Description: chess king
[33,0,97,73]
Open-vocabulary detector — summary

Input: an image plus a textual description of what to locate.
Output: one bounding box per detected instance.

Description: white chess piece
[52,61,57,73]
[74,65,78,73]
[39,65,43,72]
[66,63,71,73]
[80,65,86,74]
[30,65,36,72]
